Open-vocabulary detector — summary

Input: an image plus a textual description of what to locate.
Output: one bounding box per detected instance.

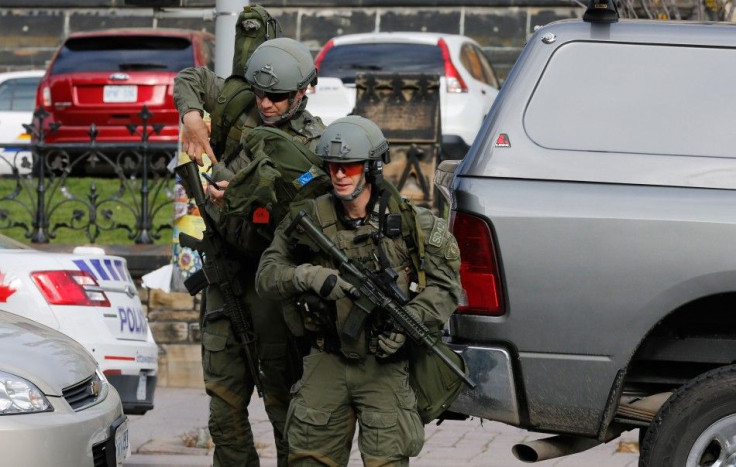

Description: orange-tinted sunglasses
[327,161,365,177]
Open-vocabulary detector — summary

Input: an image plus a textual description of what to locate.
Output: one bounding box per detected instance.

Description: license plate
[136,372,147,401]
[115,418,130,466]
[104,85,137,103]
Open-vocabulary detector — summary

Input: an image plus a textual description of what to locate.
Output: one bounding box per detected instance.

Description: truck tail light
[450,212,505,315]
[31,270,110,307]
[314,39,334,72]
[438,38,468,93]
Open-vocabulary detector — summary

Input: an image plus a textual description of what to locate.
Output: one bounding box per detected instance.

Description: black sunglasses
[253,88,291,103]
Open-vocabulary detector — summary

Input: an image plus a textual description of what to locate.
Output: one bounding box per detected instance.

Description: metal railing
[0,106,177,244]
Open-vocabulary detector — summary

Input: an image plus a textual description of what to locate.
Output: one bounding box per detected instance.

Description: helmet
[244,38,317,93]
[315,116,389,163]
[316,116,390,200]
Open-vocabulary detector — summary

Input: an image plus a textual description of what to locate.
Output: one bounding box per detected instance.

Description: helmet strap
[333,166,368,201]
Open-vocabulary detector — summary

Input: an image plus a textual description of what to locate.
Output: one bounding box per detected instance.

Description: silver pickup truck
[436,9,736,467]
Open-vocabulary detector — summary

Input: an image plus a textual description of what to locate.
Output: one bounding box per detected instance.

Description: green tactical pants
[202,262,295,467]
[286,351,425,466]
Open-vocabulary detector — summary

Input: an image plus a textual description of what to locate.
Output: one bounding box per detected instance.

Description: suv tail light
[450,212,504,315]
[41,85,52,107]
[438,38,468,93]
[314,39,334,72]
[31,270,111,307]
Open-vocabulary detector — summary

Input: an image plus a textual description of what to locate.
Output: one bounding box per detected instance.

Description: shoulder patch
[428,217,447,248]
[444,241,460,260]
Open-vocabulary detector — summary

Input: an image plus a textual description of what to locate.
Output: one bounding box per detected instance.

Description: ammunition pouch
[183,269,208,296]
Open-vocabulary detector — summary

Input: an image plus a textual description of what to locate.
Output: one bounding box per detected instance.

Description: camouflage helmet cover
[244,37,317,92]
[315,116,390,163]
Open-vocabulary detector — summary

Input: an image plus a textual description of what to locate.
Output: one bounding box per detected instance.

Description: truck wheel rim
[687,413,736,467]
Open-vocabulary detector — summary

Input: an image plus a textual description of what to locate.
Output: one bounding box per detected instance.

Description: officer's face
[328,161,365,198]
[256,89,306,120]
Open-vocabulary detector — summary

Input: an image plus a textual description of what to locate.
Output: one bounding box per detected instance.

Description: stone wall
[141,287,204,388]
[0,1,586,80]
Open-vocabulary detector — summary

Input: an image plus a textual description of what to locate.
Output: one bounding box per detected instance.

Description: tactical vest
[222,126,331,257]
[288,184,427,359]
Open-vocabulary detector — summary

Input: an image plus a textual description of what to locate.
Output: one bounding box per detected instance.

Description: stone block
[0,49,55,70]
[465,8,527,48]
[156,16,215,33]
[149,288,196,311]
[160,344,204,388]
[0,9,65,47]
[380,8,461,34]
[529,7,580,33]
[150,321,190,344]
[271,10,298,42]
[69,9,153,33]
[190,322,202,342]
[148,309,200,322]
[299,9,376,49]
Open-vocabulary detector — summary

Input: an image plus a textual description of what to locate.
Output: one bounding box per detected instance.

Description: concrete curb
[124,454,214,467]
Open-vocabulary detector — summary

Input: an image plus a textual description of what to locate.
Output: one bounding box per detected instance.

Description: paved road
[124,387,640,467]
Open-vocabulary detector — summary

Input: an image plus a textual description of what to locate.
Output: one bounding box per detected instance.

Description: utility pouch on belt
[408,338,469,424]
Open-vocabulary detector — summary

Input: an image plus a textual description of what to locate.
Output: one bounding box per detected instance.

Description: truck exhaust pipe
[512,435,603,463]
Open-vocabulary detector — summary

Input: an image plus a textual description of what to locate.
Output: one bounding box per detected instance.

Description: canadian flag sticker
[0,270,18,303]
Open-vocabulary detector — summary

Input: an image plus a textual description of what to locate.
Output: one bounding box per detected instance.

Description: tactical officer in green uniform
[174,37,327,467]
[255,116,463,466]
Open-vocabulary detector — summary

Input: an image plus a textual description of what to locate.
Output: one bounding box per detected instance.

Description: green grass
[0,176,176,245]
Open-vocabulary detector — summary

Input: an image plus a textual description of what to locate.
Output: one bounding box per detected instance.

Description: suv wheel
[640,365,736,467]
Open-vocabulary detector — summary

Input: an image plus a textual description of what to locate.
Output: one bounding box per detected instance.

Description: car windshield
[50,35,194,74]
[0,77,40,111]
[319,43,444,84]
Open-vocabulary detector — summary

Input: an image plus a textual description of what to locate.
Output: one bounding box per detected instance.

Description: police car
[0,234,157,415]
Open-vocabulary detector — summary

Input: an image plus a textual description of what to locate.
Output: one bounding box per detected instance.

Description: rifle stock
[175,161,264,397]
[286,210,476,389]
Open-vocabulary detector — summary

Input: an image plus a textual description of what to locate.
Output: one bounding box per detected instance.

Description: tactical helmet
[317,116,390,200]
[244,38,317,93]
[315,116,390,164]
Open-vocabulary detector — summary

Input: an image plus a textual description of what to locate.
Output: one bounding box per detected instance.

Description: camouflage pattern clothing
[174,65,326,467]
[255,184,462,466]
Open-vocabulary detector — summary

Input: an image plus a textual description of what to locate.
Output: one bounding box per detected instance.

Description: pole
[215,0,249,77]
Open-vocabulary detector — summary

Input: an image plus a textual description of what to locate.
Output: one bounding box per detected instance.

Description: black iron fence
[0,106,177,244]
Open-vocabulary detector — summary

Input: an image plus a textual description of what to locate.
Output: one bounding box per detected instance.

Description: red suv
[35,28,214,145]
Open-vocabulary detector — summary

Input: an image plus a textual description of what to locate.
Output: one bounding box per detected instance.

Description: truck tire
[639,365,736,467]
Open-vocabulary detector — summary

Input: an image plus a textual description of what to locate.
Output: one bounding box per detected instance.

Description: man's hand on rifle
[181,110,217,166]
[377,331,406,358]
[294,264,358,301]
[206,180,228,208]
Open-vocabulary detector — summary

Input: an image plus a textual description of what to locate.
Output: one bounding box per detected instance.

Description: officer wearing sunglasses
[174,36,327,467]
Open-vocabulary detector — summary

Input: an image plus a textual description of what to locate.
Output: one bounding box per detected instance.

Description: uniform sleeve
[406,207,463,328]
[173,66,225,119]
[255,215,302,300]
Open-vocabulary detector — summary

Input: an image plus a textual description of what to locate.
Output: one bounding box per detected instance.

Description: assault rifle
[286,210,476,389]
[175,161,263,397]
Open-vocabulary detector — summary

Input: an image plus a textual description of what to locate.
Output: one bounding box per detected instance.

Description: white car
[0,70,43,175]
[0,309,129,467]
[0,234,158,415]
[306,32,501,159]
